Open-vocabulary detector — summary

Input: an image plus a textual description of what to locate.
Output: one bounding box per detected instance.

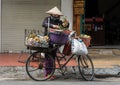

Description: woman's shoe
[44,75,56,80]
[49,75,56,80]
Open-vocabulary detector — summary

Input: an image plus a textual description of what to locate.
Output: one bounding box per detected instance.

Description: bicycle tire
[78,55,94,81]
[26,51,55,81]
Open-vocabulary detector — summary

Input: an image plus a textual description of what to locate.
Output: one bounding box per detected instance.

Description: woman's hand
[53,25,59,29]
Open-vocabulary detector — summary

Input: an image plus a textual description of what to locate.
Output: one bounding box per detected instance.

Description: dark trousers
[44,43,56,76]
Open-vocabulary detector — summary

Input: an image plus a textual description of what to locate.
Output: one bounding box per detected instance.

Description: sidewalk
[0,48,120,79]
[89,48,120,77]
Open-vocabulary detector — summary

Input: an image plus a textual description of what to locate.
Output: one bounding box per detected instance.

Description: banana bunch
[33,36,41,42]
[28,32,36,38]
[80,34,91,38]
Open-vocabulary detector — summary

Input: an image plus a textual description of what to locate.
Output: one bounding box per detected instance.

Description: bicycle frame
[55,51,77,69]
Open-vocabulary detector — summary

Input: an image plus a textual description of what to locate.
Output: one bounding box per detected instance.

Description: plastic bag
[71,39,88,55]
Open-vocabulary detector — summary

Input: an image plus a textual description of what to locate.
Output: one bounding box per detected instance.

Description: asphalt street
[0,77,120,85]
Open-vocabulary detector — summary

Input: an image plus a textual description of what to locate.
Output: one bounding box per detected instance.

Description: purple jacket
[42,16,69,35]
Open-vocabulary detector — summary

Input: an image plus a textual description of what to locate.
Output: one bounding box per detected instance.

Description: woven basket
[49,31,68,45]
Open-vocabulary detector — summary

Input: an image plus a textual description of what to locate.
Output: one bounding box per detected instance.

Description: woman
[42,6,69,35]
[42,6,69,79]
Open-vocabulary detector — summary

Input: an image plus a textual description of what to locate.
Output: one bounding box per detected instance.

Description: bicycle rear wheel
[26,51,55,81]
[78,55,94,81]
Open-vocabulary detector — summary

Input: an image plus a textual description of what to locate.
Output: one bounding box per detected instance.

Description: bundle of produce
[59,16,69,30]
[79,34,91,47]
[25,32,49,48]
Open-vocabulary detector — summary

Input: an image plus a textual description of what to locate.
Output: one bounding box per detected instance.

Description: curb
[95,74,118,78]
[0,66,120,80]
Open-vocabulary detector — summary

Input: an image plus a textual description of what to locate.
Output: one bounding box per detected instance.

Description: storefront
[84,0,120,46]
[72,0,120,46]
[0,0,61,52]
[0,0,73,53]
[0,0,120,53]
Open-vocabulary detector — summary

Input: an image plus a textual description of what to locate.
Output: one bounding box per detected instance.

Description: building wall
[1,0,61,53]
[61,0,73,30]
[0,0,1,52]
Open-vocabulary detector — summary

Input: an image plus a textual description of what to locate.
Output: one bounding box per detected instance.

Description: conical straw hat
[46,6,63,16]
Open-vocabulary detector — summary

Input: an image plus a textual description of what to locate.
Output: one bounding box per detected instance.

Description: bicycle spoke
[26,51,55,81]
[28,68,40,72]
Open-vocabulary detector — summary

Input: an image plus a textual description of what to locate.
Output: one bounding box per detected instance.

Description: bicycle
[25,44,94,81]
[25,31,94,81]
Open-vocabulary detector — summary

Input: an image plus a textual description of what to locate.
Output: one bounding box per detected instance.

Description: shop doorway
[85,0,105,46]
[104,0,120,45]
[85,0,120,46]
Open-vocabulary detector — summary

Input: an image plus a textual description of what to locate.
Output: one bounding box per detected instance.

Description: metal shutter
[1,0,61,53]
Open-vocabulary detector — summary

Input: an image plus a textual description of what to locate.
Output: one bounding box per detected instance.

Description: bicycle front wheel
[26,51,55,81]
[78,55,94,81]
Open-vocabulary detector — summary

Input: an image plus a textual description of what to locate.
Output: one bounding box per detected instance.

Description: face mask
[50,15,60,21]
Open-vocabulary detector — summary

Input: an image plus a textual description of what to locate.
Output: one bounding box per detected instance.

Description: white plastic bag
[71,39,88,55]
